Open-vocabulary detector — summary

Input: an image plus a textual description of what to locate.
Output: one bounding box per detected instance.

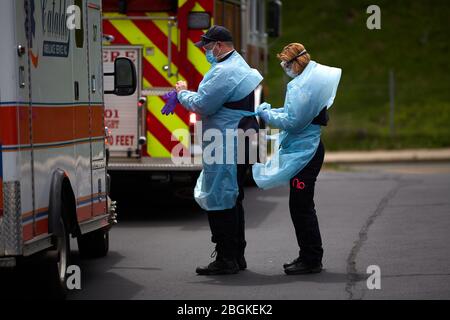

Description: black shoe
[237,256,247,270]
[196,258,239,275]
[283,257,302,269]
[284,261,322,275]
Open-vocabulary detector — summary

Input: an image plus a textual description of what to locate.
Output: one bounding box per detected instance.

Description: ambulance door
[27,0,79,233]
[86,0,107,217]
[72,0,93,221]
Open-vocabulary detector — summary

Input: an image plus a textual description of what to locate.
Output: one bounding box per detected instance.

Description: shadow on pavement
[0,253,63,299]
[0,249,146,300]
[189,269,368,287]
[68,250,146,300]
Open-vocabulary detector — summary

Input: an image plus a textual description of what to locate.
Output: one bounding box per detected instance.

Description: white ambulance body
[0,0,135,293]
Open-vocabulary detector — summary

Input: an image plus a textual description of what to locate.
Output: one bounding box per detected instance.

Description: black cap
[194,25,233,48]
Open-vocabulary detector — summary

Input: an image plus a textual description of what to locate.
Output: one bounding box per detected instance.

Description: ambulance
[101,0,281,187]
[0,0,136,294]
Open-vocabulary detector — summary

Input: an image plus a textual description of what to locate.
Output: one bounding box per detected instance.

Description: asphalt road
[3,162,450,299]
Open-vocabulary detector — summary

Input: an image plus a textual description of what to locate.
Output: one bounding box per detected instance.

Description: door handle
[19,66,25,88]
[91,75,97,93]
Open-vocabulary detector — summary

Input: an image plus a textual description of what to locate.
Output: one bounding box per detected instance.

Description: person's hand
[161,90,178,115]
[258,109,270,123]
[175,80,187,93]
[256,102,271,114]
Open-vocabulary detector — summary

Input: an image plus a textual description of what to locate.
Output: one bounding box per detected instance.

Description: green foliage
[265,0,450,150]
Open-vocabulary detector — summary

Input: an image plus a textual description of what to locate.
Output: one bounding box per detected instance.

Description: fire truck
[102,0,281,188]
[0,0,136,295]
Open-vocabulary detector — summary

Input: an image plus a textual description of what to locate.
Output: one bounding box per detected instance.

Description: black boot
[236,240,247,270]
[196,257,239,275]
[283,256,302,269]
[284,261,322,275]
[203,210,240,274]
[237,256,247,270]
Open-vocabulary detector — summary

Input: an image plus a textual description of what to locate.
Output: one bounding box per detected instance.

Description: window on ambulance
[75,0,84,48]
[187,12,211,29]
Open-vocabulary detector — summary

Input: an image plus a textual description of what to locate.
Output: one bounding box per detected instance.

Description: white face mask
[280,49,307,78]
[285,67,298,78]
[280,61,298,78]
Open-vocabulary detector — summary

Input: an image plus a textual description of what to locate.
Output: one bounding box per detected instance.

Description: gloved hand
[256,102,271,114]
[161,90,179,115]
[258,109,270,123]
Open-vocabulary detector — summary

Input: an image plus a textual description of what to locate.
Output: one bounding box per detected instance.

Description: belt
[223,91,255,112]
[312,107,329,126]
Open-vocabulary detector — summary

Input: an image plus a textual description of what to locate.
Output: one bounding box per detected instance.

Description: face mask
[280,49,307,78]
[205,43,218,64]
[284,67,297,78]
[280,62,297,78]
[206,50,216,64]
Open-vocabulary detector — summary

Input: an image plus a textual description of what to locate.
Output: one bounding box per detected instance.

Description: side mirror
[267,0,282,38]
[104,57,137,96]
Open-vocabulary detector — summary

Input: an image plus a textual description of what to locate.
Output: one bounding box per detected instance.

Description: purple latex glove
[161,90,179,115]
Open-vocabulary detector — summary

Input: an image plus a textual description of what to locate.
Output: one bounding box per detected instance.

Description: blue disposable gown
[252,60,342,189]
[178,51,263,211]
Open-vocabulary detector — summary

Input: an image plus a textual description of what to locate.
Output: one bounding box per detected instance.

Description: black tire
[46,217,70,299]
[77,228,109,259]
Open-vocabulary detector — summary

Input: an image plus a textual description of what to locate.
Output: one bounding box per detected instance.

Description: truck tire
[46,217,70,299]
[77,228,109,259]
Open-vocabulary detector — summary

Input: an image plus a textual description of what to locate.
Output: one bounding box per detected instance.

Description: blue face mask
[205,50,216,64]
[205,42,219,64]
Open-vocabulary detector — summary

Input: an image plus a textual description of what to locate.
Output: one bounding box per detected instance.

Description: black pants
[207,162,248,260]
[289,141,325,266]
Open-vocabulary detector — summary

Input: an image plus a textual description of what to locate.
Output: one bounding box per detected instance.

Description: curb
[324,148,450,164]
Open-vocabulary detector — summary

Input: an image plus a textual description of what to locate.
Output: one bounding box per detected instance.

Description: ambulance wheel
[47,217,70,299]
[77,228,109,259]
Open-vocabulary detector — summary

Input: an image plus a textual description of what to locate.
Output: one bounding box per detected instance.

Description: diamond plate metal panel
[2,181,22,255]
[0,216,4,256]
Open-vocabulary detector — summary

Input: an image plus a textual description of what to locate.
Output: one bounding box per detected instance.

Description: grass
[264,0,450,150]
